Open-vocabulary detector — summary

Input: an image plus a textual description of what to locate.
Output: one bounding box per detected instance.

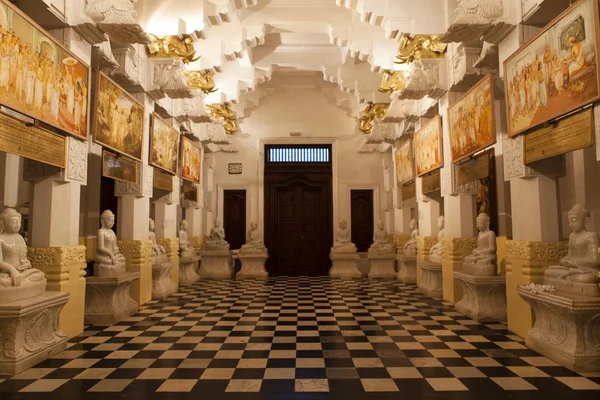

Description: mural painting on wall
[449,74,495,162]
[0,0,90,139]
[394,139,415,186]
[181,136,201,184]
[150,113,180,175]
[94,72,144,161]
[505,0,600,137]
[414,115,443,176]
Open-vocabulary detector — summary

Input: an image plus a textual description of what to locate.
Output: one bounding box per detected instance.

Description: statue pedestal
[517,286,600,372]
[418,262,443,299]
[199,250,232,279]
[329,253,361,279]
[179,256,200,286]
[367,252,396,278]
[396,255,417,284]
[0,292,69,375]
[237,253,269,279]
[453,272,507,322]
[84,272,140,325]
[152,260,177,300]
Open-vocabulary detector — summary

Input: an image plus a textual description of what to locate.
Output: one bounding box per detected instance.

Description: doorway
[350,190,374,252]
[223,190,246,250]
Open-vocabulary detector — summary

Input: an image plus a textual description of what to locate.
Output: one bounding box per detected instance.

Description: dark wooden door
[351,190,374,252]
[224,190,246,250]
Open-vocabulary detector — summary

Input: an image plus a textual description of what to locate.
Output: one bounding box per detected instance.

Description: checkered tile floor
[1,277,599,400]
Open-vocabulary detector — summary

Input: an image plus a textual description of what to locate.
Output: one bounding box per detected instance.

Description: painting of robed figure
[394,139,415,187]
[181,136,201,184]
[504,0,600,137]
[414,115,443,176]
[150,113,180,175]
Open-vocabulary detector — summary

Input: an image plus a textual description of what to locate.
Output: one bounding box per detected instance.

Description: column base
[152,261,177,300]
[85,272,140,325]
[199,251,232,279]
[518,286,600,372]
[396,255,417,284]
[367,253,396,278]
[237,253,269,279]
[419,262,443,299]
[329,253,362,279]
[179,256,201,286]
[453,272,507,323]
[0,292,69,375]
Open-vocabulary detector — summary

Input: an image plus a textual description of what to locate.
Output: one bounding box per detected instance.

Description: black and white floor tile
[1,277,599,399]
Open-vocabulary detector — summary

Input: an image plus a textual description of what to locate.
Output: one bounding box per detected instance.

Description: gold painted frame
[414,115,443,176]
[394,139,415,187]
[180,136,201,184]
[150,113,180,175]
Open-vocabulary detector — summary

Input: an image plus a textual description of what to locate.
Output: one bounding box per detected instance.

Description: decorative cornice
[91,41,120,75]
[207,103,239,134]
[85,0,150,44]
[378,70,406,93]
[185,71,217,94]
[149,59,193,100]
[359,102,389,133]
[147,34,199,64]
[394,34,447,65]
[65,137,88,185]
[110,45,145,92]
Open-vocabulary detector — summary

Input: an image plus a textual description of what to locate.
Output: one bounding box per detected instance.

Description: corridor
[1,278,599,399]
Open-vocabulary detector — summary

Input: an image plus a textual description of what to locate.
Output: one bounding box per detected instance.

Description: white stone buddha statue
[331,221,357,254]
[0,207,46,303]
[428,216,445,264]
[94,210,127,277]
[403,218,418,257]
[204,218,230,251]
[178,220,195,258]
[545,204,600,285]
[463,213,497,276]
[149,218,169,265]
[240,222,267,254]
[369,220,395,254]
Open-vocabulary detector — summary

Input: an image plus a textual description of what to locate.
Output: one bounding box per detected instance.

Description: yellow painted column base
[28,245,87,338]
[157,238,180,286]
[416,236,437,286]
[118,240,152,306]
[505,240,568,337]
[441,237,477,304]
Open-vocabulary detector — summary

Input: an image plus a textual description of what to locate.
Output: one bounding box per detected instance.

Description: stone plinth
[237,253,269,279]
[367,252,396,278]
[416,236,438,286]
[84,272,140,325]
[442,237,477,303]
[419,262,443,299]
[152,261,177,300]
[199,250,232,279]
[28,245,87,338]
[157,238,180,288]
[505,240,568,337]
[329,253,361,279]
[117,240,152,306]
[0,292,69,375]
[396,255,417,284]
[518,286,600,372]
[179,256,201,286]
[453,271,507,322]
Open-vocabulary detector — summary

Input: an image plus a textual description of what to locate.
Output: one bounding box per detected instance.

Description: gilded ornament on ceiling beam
[359,102,389,133]
[147,33,200,64]
[378,70,406,93]
[185,70,217,94]
[207,103,238,134]
[394,33,447,65]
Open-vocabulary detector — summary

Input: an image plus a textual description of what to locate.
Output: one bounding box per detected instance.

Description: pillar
[183,184,204,252]
[25,137,88,338]
[154,177,181,284]
[0,152,22,208]
[416,178,441,285]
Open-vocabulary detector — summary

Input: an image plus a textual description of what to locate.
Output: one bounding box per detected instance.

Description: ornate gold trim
[207,103,238,134]
[117,240,152,254]
[417,236,438,253]
[147,33,199,64]
[395,33,447,65]
[378,71,406,93]
[359,102,389,133]
[185,70,217,94]
[506,240,568,262]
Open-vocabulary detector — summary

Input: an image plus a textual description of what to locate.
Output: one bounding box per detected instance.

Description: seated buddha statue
[203,218,230,251]
[240,222,267,254]
[462,213,497,276]
[178,220,196,259]
[331,221,357,254]
[0,207,46,303]
[94,210,127,277]
[545,204,600,288]
[369,220,395,254]
[403,218,418,257]
[149,218,169,265]
[428,216,445,264]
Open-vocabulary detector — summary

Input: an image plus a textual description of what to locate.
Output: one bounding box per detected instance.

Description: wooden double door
[265,174,332,276]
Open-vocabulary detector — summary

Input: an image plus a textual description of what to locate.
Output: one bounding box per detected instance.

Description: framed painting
[504,0,600,137]
[448,74,496,162]
[414,115,443,176]
[0,0,91,139]
[394,139,415,187]
[180,136,201,184]
[150,113,180,175]
[94,71,145,161]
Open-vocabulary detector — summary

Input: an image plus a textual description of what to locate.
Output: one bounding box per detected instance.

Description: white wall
[211,86,387,241]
